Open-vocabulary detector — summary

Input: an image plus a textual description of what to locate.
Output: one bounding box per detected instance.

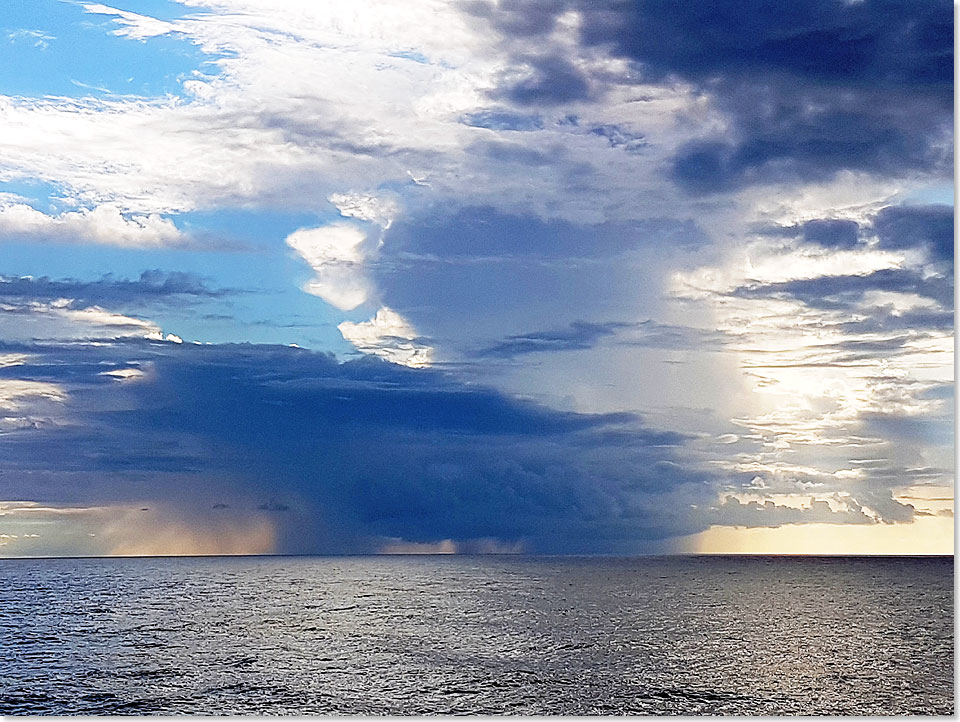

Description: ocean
[0,555,953,715]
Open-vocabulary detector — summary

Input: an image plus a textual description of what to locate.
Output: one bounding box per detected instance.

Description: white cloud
[81,4,181,41]
[0,202,183,247]
[99,367,146,381]
[286,222,374,310]
[7,29,56,49]
[0,0,711,237]
[668,217,954,509]
[0,298,165,341]
[338,306,434,367]
[0,379,67,432]
[0,379,65,409]
[329,191,400,229]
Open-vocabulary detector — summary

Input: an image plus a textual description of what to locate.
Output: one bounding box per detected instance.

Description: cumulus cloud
[286,222,375,311]
[0,202,184,247]
[0,338,713,554]
[338,306,434,368]
[328,191,400,229]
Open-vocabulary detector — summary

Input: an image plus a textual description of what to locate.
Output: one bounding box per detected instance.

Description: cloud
[587,123,647,154]
[468,0,953,192]
[82,3,182,41]
[328,191,400,229]
[0,270,223,308]
[383,206,710,261]
[338,306,434,368]
[701,495,877,528]
[0,339,715,554]
[0,299,165,342]
[0,1,951,556]
[475,320,632,358]
[286,222,375,310]
[0,270,219,344]
[797,219,861,249]
[731,268,953,309]
[609,1,952,193]
[669,195,953,517]
[0,0,713,235]
[492,54,593,106]
[460,109,544,132]
[0,378,66,433]
[474,319,721,359]
[0,202,184,247]
[723,205,955,316]
[7,29,55,49]
[873,204,954,263]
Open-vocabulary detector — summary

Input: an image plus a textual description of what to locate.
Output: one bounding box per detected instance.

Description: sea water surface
[0,555,953,715]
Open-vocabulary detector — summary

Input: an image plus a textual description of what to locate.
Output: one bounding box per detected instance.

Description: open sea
[0,555,953,716]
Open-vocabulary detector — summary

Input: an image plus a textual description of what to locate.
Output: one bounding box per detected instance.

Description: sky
[0,0,953,557]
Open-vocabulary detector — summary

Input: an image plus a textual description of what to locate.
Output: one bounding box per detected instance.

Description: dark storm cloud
[730,268,954,309]
[873,204,954,263]
[760,218,862,249]
[475,320,632,357]
[0,270,224,308]
[474,319,719,359]
[753,203,953,276]
[0,340,713,553]
[592,0,953,193]
[668,93,948,194]
[800,219,861,249]
[464,0,952,192]
[491,55,593,106]
[374,208,711,352]
[828,307,955,336]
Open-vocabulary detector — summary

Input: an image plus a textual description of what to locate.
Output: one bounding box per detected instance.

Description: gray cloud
[0,270,226,308]
[700,496,877,528]
[873,204,954,263]
[0,339,717,554]
[463,0,953,192]
[491,54,593,106]
[474,319,720,359]
[731,268,952,309]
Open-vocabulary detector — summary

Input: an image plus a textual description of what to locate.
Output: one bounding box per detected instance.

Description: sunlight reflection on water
[0,555,953,715]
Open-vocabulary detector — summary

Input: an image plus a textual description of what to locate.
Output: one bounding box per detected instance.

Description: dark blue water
[0,555,953,715]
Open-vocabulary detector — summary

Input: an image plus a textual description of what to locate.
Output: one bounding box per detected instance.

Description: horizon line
[0,552,953,561]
